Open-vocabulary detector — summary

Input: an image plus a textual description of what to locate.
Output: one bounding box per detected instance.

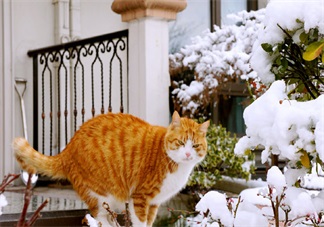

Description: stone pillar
[1,0,15,177]
[111,0,186,126]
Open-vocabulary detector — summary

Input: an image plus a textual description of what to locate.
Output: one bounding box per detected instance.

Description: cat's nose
[185,152,191,158]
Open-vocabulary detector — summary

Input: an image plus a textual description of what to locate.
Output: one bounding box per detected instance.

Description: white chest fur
[150,163,195,205]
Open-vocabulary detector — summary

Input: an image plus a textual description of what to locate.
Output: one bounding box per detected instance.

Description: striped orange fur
[13,111,209,226]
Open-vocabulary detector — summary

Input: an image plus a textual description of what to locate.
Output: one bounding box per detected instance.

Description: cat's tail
[13,137,66,180]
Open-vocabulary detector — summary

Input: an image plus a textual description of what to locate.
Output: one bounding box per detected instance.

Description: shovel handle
[14,78,28,140]
[14,78,27,99]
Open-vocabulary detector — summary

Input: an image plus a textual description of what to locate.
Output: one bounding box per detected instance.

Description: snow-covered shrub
[235,0,324,174]
[186,166,324,227]
[262,166,324,227]
[235,80,324,175]
[169,9,265,119]
[187,123,254,191]
[183,1,324,226]
[251,0,324,99]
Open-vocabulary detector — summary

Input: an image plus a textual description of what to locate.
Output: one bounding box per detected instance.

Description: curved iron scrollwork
[28,30,128,155]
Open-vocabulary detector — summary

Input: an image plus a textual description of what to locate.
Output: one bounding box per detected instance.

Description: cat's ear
[199,120,210,134]
[171,111,181,128]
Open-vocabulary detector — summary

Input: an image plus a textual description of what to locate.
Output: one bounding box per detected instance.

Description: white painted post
[128,18,170,126]
[111,0,187,126]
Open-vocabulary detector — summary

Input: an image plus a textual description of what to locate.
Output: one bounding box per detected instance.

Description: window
[211,0,258,26]
[169,0,210,54]
[210,0,258,135]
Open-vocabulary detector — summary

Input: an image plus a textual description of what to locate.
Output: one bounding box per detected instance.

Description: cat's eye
[178,140,185,146]
[192,144,199,148]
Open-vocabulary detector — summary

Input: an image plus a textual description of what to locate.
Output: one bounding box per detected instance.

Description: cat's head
[165,111,210,164]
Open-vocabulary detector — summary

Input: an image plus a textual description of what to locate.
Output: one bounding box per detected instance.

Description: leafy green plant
[261,23,324,100]
[187,123,255,191]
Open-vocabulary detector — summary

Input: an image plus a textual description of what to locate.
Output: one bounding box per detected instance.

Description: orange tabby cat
[13,111,209,226]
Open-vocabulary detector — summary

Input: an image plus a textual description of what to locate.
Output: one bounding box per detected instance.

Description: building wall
[0,0,127,177]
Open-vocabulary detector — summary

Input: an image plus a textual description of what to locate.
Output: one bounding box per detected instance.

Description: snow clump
[0,194,8,216]
[235,80,324,165]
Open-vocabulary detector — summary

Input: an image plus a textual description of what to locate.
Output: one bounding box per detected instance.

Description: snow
[250,0,324,84]
[190,165,324,226]
[0,194,8,216]
[239,187,270,206]
[287,189,317,218]
[315,119,324,162]
[284,167,306,187]
[235,80,324,166]
[195,191,233,227]
[234,201,268,227]
[267,166,286,195]
[84,214,100,227]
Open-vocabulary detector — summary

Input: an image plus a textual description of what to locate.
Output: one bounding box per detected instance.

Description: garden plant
[169,0,324,226]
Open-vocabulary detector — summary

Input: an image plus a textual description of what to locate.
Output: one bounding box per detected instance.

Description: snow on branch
[170,9,265,118]
[235,80,324,172]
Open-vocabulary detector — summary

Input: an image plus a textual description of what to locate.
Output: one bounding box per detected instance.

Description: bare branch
[103,202,120,227]
[17,173,33,227]
[26,198,49,226]
[0,174,20,193]
[124,202,131,227]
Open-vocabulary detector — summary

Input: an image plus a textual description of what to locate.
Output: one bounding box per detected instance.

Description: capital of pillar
[111,0,187,22]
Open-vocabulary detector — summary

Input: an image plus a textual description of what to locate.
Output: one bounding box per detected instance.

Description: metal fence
[27,30,128,155]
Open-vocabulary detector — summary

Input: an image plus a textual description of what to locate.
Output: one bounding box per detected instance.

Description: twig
[233,196,242,219]
[17,173,33,227]
[103,202,120,227]
[167,207,199,216]
[1,173,48,226]
[26,198,49,226]
[0,174,20,193]
[124,201,131,227]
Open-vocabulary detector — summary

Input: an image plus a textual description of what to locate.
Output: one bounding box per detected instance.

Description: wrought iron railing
[28,30,128,155]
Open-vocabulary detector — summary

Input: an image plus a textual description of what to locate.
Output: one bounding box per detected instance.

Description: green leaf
[296,18,303,24]
[299,31,308,44]
[281,58,288,69]
[303,40,324,61]
[261,43,273,53]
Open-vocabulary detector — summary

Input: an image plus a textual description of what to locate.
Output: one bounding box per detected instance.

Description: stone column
[111,0,186,126]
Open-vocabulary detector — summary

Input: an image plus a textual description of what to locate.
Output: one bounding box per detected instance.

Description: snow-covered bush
[187,123,254,191]
[169,9,265,118]
[185,166,324,227]
[235,0,324,174]
[235,80,324,175]
[251,0,324,99]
